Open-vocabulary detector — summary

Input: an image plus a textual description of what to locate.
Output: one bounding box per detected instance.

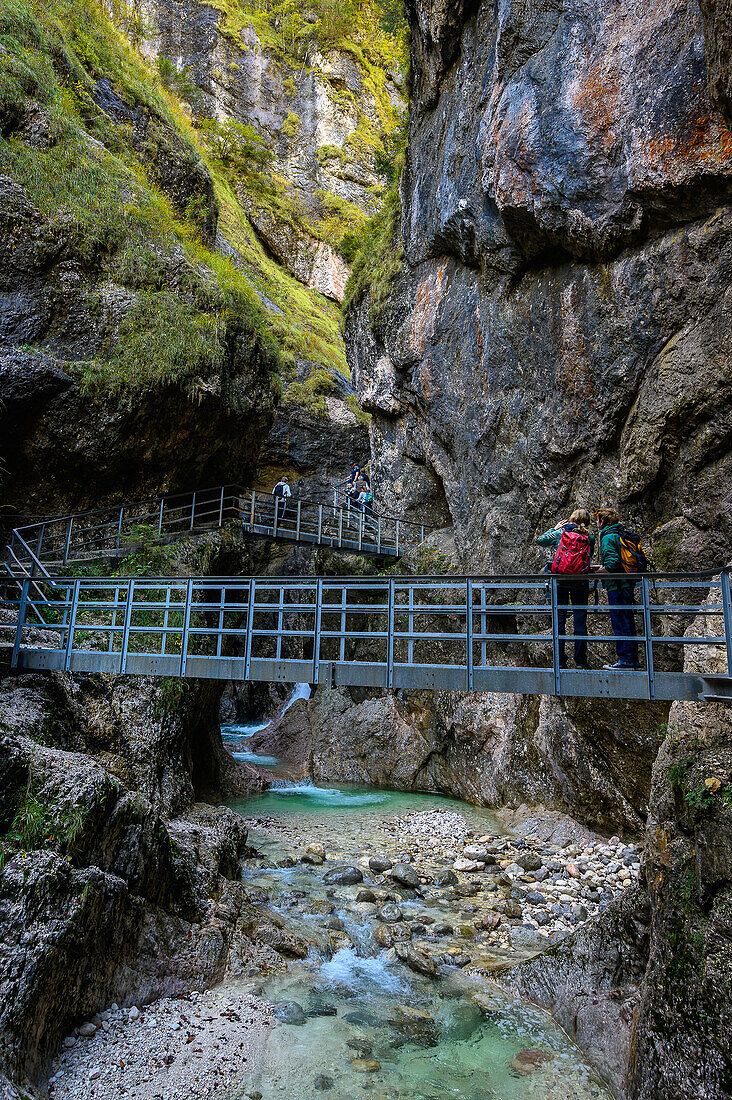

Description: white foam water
[267,779,388,807]
[233,751,280,766]
[319,946,407,996]
[282,682,311,713]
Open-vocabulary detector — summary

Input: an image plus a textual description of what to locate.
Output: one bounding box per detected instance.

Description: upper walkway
[6,571,732,704]
[2,485,427,589]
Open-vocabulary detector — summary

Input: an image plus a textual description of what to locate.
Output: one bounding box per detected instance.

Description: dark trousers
[607,585,639,666]
[274,496,288,522]
[556,579,589,665]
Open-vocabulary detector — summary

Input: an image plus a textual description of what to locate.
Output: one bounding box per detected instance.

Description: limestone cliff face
[116,0,405,299]
[347,0,732,573]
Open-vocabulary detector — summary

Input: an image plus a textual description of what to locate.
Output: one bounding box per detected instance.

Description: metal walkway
[7,572,732,703]
[3,486,426,586]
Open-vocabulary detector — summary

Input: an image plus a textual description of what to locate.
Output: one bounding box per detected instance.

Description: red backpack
[551,527,591,575]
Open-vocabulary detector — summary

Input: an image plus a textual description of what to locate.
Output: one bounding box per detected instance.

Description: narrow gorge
[1,0,731,1098]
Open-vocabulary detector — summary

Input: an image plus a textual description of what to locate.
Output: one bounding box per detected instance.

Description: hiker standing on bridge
[594,508,641,670]
[537,509,594,669]
[272,476,291,523]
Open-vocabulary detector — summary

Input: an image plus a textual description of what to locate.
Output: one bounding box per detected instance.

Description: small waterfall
[282,682,311,714]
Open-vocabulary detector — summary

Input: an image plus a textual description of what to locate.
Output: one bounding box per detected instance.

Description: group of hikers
[537,507,647,671]
[271,463,373,523]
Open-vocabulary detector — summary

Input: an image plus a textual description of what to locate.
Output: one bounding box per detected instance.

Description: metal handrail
[8,570,732,703]
[3,484,432,571]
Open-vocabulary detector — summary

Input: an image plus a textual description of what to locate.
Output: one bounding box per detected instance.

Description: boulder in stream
[323,865,363,886]
[394,943,439,978]
[389,863,420,888]
[270,1001,307,1025]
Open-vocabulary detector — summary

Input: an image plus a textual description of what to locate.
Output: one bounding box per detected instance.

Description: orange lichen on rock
[571,59,622,154]
[407,260,448,356]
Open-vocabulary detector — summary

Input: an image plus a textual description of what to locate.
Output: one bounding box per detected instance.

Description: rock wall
[254,685,666,832]
[0,665,276,1087]
[347,0,732,573]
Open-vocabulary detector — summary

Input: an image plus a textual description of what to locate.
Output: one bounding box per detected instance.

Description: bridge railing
[10,571,732,702]
[4,485,429,574]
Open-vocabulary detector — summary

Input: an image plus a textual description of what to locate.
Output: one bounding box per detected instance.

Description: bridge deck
[8,572,732,703]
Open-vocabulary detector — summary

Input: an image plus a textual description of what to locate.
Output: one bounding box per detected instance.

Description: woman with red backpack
[537,508,595,669]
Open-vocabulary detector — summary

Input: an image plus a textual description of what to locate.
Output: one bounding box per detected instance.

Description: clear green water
[228,780,612,1100]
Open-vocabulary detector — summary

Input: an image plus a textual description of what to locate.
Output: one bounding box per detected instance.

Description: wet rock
[394,943,439,978]
[256,925,310,959]
[475,912,502,932]
[350,1058,381,1073]
[313,1075,334,1091]
[270,1001,307,1025]
[356,888,376,902]
[77,1022,97,1037]
[390,863,420,888]
[323,865,363,886]
[369,857,393,873]
[374,921,412,948]
[509,1048,552,1076]
[434,870,458,887]
[344,1010,381,1028]
[307,899,335,916]
[388,1004,439,1046]
[378,903,403,923]
[302,843,326,865]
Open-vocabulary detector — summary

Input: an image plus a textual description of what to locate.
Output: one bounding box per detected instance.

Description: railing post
[190,492,196,531]
[11,580,30,669]
[377,517,382,555]
[337,507,343,548]
[312,578,323,684]
[339,588,346,663]
[218,486,225,527]
[317,503,323,545]
[116,506,124,552]
[387,578,395,689]
[722,571,732,677]
[395,520,400,557]
[37,523,46,560]
[244,579,255,680]
[180,579,193,677]
[276,586,284,661]
[273,495,279,538]
[480,584,487,667]
[62,580,81,671]
[408,585,414,666]
[296,500,302,542]
[550,576,561,696]
[358,511,363,551]
[641,577,655,700]
[119,580,135,674]
[158,497,165,537]
[466,579,473,691]
[250,491,256,531]
[63,516,74,566]
[420,525,425,542]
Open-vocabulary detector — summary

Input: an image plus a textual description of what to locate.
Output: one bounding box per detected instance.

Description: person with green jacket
[594,508,639,669]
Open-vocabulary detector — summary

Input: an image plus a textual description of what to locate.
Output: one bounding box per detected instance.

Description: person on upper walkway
[537,508,595,669]
[594,507,640,670]
[272,476,291,523]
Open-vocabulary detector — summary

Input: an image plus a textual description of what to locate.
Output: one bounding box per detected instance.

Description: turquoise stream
[225,734,612,1100]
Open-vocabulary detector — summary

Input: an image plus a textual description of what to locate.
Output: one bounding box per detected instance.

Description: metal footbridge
[2,486,732,703]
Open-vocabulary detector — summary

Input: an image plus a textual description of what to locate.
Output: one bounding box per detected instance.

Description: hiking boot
[575,661,591,671]
[603,662,635,670]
